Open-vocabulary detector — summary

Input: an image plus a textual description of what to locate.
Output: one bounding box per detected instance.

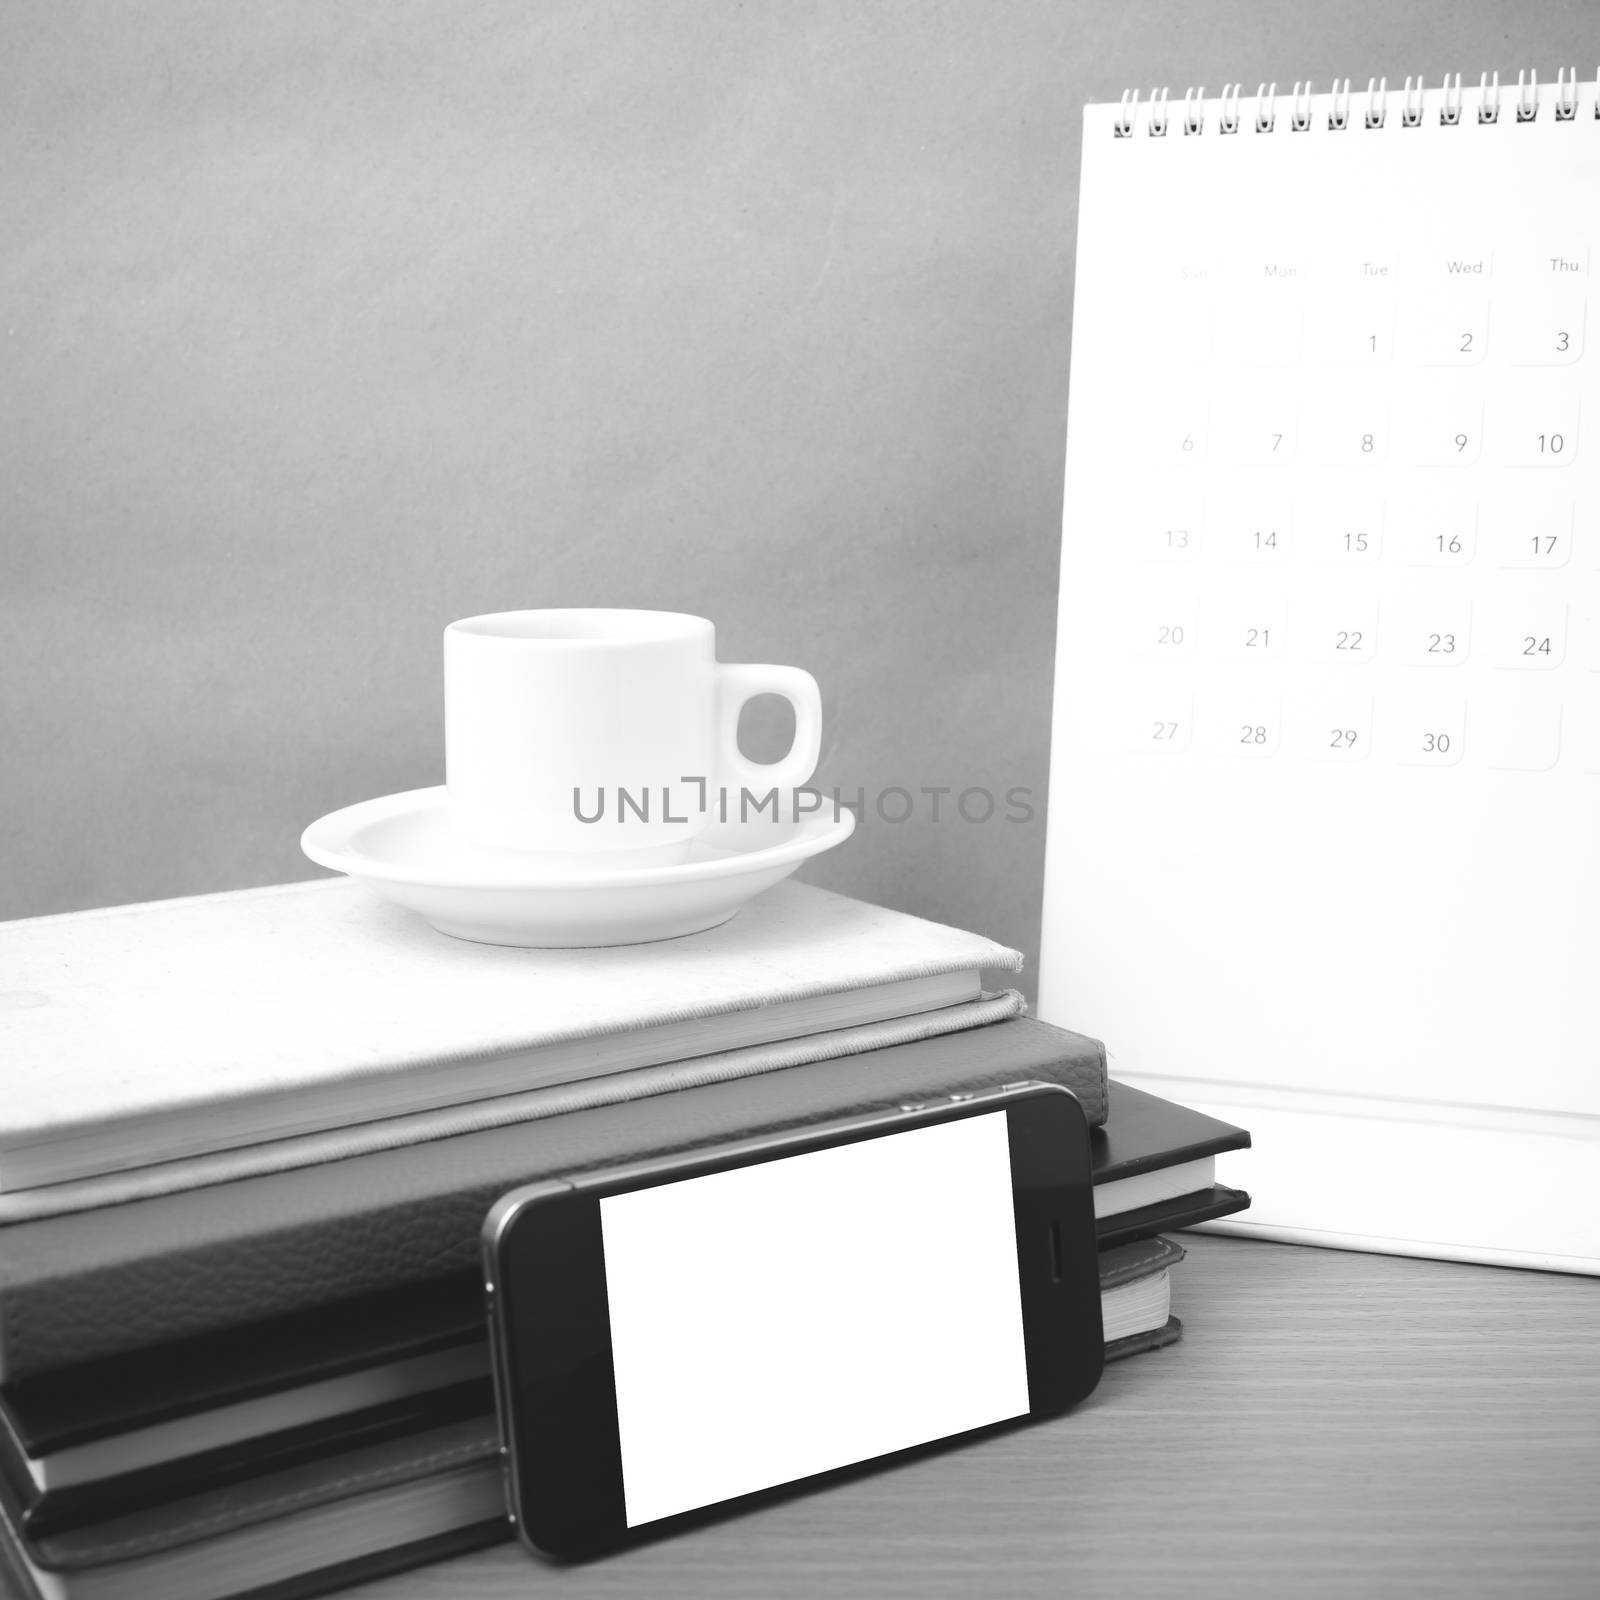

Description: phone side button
[898,1102,926,1112]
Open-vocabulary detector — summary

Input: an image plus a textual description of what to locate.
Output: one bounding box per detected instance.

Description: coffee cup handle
[714,664,823,797]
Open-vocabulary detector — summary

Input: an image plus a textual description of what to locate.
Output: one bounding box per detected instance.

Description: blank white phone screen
[599,1111,1030,1527]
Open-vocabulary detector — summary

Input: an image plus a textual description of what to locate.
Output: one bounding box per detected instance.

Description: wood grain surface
[344,1235,1600,1599]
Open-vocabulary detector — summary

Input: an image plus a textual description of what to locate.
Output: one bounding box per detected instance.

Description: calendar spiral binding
[1112,69,1591,138]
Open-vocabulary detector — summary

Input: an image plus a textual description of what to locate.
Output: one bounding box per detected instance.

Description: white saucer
[300,786,856,947]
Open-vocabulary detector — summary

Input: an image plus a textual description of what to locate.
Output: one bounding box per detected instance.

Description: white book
[0,879,1019,1194]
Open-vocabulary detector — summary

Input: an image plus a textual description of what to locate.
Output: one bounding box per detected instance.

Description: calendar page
[1040,75,1600,1272]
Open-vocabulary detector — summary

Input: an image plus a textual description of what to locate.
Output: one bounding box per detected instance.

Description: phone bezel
[482,1083,1102,1561]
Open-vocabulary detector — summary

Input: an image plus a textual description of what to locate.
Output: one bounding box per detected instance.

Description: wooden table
[354,1234,1600,1599]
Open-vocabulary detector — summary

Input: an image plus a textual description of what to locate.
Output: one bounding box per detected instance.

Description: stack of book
[0,879,1249,1600]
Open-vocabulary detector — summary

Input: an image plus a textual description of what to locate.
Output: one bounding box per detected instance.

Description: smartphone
[481,1081,1102,1560]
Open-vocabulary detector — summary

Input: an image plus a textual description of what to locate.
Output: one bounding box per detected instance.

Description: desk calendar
[1040,72,1600,1274]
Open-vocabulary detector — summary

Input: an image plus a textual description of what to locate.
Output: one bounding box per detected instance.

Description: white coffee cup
[443,609,823,864]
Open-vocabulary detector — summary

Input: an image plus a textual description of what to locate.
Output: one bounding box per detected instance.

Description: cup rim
[445,609,712,646]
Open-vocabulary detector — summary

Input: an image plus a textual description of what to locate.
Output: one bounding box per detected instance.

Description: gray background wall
[2,1,1590,987]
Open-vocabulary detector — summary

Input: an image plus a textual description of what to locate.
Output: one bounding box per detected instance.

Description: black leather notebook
[0,1075,1238,1599]
[0,1017,1109,1384]
[4,1241,1184,1546]
[0,1080,1244,1470]
[1,1089,1245,1541]
[1095,1082,1253,1177]
[0,1238,1188,1600]
[1090,1082,1251,1248]
[0,1411,509,1600]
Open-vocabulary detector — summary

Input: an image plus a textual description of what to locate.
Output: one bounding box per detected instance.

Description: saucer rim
[301,786,856,890]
